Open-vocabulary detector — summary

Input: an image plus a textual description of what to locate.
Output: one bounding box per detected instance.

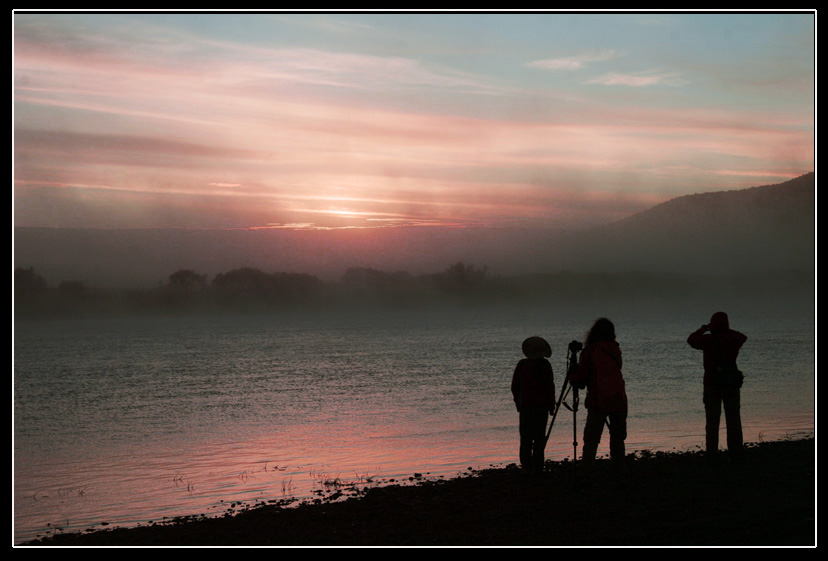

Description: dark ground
[22,438,815,547]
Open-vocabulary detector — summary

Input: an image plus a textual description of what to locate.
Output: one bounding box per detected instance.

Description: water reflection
[13,310,814,543]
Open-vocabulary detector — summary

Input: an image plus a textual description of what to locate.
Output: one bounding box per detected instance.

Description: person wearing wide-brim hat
[511,336,556,474]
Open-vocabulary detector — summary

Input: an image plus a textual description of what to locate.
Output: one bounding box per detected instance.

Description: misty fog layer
[14,173,814,319]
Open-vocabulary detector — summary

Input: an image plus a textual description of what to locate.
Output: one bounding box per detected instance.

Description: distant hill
[556,172,815,275]
[13,173,815,288]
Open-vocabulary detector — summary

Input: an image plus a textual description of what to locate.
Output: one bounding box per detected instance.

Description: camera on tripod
[544,338,584,458]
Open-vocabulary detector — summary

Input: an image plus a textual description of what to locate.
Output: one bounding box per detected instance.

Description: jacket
[687,319,747,386]
[572,340,627,414]
[511,358,556,411]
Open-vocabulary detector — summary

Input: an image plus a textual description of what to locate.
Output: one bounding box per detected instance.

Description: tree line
[14,263,813,319]
[13,262,495,317]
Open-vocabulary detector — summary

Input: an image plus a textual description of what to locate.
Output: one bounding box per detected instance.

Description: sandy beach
[21,437,814,547]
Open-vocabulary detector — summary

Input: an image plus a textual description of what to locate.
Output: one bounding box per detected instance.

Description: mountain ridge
[612,172,814,231]
[556,172,814,275]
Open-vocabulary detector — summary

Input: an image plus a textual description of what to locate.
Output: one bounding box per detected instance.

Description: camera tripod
[544,340,583,470]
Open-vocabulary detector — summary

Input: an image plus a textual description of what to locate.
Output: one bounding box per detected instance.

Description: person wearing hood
[571,318,628,474]
[511,336,556,474]
[688,312,748,459]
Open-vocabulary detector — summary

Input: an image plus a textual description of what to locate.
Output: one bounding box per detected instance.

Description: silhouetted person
[511,336,556,474]
[688,312,747,460]
[571,318,627,475]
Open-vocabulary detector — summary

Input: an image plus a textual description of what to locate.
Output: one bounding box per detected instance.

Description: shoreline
[20,437,815,547]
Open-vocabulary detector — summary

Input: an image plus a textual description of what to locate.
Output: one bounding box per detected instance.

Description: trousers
[519,407,549,472]
[703,384,743,455]
[581,407,627,468]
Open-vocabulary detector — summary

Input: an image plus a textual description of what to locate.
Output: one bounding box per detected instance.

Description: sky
[13,10,815,232]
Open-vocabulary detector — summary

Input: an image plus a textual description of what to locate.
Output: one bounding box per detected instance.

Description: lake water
[13,305,815,544]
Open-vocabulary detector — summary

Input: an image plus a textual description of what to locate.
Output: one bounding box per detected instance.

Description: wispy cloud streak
[527,48,622,71]
[586,70,686,87]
